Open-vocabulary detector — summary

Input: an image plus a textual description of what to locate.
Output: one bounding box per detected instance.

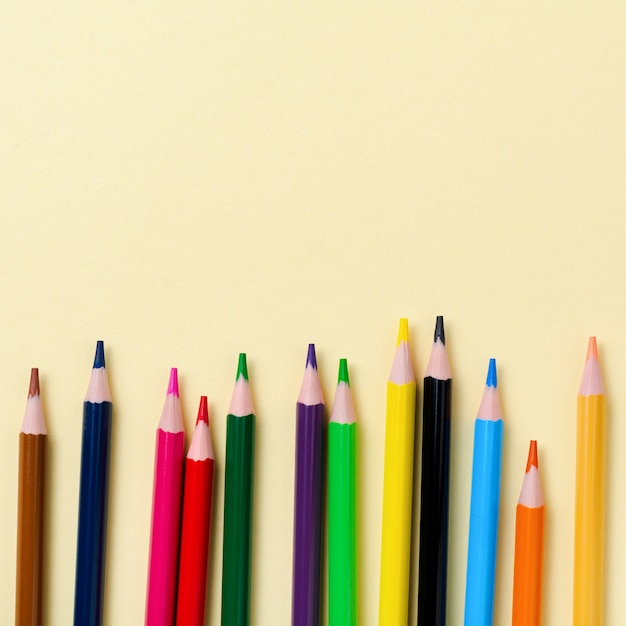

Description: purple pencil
[292,344,325,626]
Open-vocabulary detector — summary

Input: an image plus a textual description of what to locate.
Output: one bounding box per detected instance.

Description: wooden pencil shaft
[221,413,255,626]
[378,380,416,625]
[464,418,503,626]
[573,394,605,625]
[16,434,46,626]
[328,422,357,626]
[417,377,451,626]
[74,401,112,626]
[292,402,325,626]
[512,505,544,626]
[176,457,215,626]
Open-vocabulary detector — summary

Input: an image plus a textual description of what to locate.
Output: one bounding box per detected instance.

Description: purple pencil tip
[306,343,318,369]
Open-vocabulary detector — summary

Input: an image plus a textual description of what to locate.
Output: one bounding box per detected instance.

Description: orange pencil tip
[526,439,539,472]
[586,336,598,360]
[28,368,40,397]
[196,395,209,425]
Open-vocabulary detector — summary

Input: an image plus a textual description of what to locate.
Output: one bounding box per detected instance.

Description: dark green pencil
[221,353,256,626]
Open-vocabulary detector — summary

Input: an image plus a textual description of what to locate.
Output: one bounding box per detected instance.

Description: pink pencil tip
[525,440,539,472]
[167,368,179,396]
[586,336,598,361]
[196,396,209,425]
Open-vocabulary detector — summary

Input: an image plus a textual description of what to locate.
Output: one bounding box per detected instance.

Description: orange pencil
[512,440,544,626]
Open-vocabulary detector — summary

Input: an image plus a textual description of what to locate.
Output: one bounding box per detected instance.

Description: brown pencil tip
[586,336,598,361]
[526,440,538,472]
[28,368,40,397]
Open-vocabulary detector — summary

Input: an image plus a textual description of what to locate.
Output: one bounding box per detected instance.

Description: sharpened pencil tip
[434,315,445,345]
[167,368,179,396]
[93,341,105,368]
[306,343,318,369]
[397,318,409,346]
[586,336,598,361]
[197,395,209,425]
[526,440,539,472]
[237,353,248,381]
[28,368,40,397]
[486,358,497,387]
[338,358,350,385]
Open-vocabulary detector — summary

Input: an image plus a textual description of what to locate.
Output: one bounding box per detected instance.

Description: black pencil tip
[434,316,445,345]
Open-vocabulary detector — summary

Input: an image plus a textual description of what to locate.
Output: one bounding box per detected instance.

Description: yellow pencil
[573,336,606,625]
[379,318,417,625]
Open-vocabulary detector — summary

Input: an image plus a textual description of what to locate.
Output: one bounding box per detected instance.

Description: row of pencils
[14,318,605,626]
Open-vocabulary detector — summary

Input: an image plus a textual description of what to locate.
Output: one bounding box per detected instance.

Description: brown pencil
[16,368,47,626]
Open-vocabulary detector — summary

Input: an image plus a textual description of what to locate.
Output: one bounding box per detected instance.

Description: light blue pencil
[464,358,503,626]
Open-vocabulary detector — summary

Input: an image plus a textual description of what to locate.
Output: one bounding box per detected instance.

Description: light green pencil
[328,358,358,626]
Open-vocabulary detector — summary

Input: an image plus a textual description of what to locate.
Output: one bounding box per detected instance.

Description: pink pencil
[145,368,185,626]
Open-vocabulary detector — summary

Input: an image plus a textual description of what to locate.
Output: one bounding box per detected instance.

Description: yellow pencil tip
[586,336,598,361]
[397,318,409,346]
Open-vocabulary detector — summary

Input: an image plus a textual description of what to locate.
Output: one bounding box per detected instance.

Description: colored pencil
[176,396,215,626]
[573,337,606,625]
[512,440,545,626]
[292,344,325,626]
[417,316,452,626]
[145,368,185,626]
[379,318,417,626]
[328,358,358,626]
[16,368,47,626]
[464,358,503,626]
[221,354,256,626]
[74,340,113,626]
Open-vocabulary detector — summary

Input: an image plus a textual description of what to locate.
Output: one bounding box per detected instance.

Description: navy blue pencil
[74,341,113,626]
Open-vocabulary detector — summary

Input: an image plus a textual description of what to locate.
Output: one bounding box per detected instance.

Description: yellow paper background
[2,4,625,624]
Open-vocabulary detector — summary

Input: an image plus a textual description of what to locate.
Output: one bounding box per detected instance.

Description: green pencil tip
[236,353,249,381]
[338,358,350,385]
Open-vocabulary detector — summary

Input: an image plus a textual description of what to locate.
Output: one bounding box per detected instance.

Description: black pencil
[417,316,452,626]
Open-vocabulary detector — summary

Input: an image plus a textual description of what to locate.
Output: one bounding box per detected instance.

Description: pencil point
[306,343,318,369]
[167,367,179,396]
[586,336,598,360]
[486,358,497,387]
[93,340,105,368]
[197,395,209,425]
[237,353,249,381]
[338,358,350,385]
[29,368,40,397]
[526,440,539,471]
[434,315,445,345]
[397,318,409,346]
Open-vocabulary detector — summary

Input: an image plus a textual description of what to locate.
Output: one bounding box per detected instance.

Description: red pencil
[176,396,215,626]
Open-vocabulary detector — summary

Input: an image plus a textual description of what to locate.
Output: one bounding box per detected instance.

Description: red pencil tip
[586,336,598,361]
[196,396,209,425]
[28,368,40,397]
[526,440,539,472]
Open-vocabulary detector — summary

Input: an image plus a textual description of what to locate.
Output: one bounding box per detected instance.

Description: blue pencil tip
[486,358,497,387]
[93,341,105,369]
[306,343,318,369]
